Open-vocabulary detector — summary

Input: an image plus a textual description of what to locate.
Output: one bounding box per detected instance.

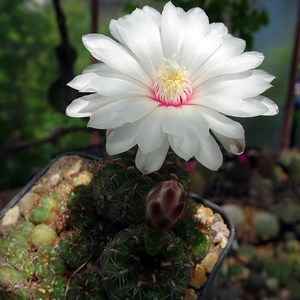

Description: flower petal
[82,34,148,83]
[213,131,245,155]
[78,75,149,97]
[136,140,170,174]
[167,134,184,151]
[162,106,187,136]
[199,71,274,98]
[106,122,141,155]
[67,73,99,92]
[66,93,101,118]
[83,63,126,77]
[199,51,265,83]
[118,98,159,123]
[190,95,269,117]
[189,30,246,79]
[160,2,185,58]
[135,107,167,154]
[259,96,279,116]
[177,7,209,67]
[87,97,156,129]
[187,23,227,75]
[82,63,107,74]
[109,6,163,76]
[198,106,244,138]
[88,103,127,129]
[181,105,210,139]
[194,135,223,171]
[169,131,199,161]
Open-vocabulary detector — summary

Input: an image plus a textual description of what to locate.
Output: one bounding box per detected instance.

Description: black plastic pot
[0,151,100,221]
[0,152,234,300]
[193,193,235,300]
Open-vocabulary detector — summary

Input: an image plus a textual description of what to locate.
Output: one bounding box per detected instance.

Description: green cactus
[0,232,34,279]
[28,196,59,225]
[100,225,194,300]
[2,249,33,280]
[0,151,221,299]
[88,218,121,260]
[264,257,300,299]
[252,211,280,240]
[67,184,100,230]
[34,276,67,300]
[18,221,35,238]
[52,182,74,202]
[29,206,56,224]
[33,245,65,279]
[90,150,189,226]
[3,231,29,248]
[59,231,92,269]
[66,270,105,300]
[174,199,212,260]
[0,263,30,300]
[30,224,59,249]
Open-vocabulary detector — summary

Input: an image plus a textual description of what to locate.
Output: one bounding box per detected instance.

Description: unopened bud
[146,180,186,231]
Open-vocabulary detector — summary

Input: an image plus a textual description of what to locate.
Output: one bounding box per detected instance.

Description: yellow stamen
[153,56,192,106]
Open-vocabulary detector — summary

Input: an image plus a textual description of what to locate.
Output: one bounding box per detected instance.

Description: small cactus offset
[0,152,228,299]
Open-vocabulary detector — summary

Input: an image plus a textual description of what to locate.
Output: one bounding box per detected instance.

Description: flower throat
[153,56,193,106]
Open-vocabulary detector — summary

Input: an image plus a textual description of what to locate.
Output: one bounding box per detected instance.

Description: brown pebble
[71,171,93,186]
[1,206,20,226]
[196,205,214,224]
[201,252,218,273]
[63,159,82,178]
[189,264,207,289]
[184,288,198,300]
[19,192,40,219]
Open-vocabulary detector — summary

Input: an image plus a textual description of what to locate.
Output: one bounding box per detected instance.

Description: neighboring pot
[0,152,234,300]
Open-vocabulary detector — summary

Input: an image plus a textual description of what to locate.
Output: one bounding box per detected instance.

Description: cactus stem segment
[144,226,167,256]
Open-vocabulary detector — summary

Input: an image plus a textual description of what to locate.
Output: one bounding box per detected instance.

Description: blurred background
[1,1,300,298]
[0,0,298,194]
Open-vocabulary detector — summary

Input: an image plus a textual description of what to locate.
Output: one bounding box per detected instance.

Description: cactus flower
[146,180,186,231]
[66,1,278,174]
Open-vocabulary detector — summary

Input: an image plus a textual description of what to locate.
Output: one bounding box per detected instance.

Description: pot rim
[0,151,100,220]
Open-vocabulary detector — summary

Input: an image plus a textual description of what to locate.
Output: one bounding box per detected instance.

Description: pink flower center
[152,57,193,106]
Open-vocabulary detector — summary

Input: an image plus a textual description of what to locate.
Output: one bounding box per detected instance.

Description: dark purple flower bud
[146,180,186,232]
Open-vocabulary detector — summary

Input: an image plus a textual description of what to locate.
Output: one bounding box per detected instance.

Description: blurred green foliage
[0,0,92,190]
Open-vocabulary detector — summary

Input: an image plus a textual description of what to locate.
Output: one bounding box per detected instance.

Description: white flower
[66,1,278,174]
